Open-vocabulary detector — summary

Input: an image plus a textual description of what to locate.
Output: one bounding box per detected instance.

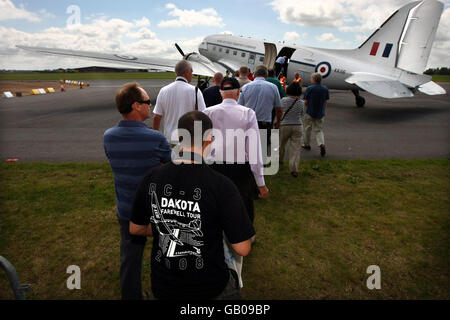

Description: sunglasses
[137,100,152,105]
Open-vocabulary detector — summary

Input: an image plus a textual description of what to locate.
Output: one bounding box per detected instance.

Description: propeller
[175,43,185,57]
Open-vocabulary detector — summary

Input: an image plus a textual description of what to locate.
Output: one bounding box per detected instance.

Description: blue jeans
[119,219,146,300]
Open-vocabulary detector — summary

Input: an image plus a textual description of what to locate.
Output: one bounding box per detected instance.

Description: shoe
[291,172,298,178]
[320,145,326,157]
[302,145,311,151]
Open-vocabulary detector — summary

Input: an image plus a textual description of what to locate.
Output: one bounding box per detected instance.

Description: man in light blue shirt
[275,56,287,77]
[238,65,282,152]
[238,65,282,126]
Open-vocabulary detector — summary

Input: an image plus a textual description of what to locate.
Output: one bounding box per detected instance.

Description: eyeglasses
[137,100,152,105]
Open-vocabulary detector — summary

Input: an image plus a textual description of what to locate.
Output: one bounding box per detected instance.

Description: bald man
[203,72,224,108]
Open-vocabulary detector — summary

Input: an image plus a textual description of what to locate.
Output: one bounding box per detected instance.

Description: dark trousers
[214,269,241,300]
[275,63,283,77]
[258,121,273,157]
[119,219,146,300]
[209,163,258,223]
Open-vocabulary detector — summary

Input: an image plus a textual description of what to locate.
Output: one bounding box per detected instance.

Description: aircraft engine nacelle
[184,52,213,65]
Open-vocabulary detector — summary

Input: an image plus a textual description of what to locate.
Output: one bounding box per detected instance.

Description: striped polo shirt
[104,120,172,221]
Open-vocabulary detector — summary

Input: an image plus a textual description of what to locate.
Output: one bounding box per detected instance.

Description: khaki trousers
[279,125,302,173]
[303,114,325,147]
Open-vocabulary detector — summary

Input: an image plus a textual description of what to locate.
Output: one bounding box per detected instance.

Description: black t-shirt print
[131,160,255,300]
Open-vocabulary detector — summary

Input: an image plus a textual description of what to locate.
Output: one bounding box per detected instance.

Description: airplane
[17,0,446,108]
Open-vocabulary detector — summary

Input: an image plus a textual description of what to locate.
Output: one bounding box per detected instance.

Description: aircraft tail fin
[357,0,444,74]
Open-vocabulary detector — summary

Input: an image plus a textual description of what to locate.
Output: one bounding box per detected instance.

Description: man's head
[115,82,151,121]
[294,72,300,79]
[268,68,276,78]
[286,81,302,97]
[311,72,322,84]
[239,66,249,77]
[212,72,224,86]
[254,65,268,79]
[220,77,241,101]
[175,60,194,83]
[178,111,213,152]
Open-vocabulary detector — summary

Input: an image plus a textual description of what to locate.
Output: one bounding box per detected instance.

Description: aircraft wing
[16,45,219,77]
[345,72,414,99]
[215,59,242,73]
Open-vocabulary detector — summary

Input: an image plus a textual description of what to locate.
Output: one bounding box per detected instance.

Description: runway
[0,79,449,162]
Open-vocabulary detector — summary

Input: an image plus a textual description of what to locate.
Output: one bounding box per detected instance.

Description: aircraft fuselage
[198,34,430,91]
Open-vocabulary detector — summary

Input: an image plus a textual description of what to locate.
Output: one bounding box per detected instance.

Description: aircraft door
[263,43,277,69]
[277,47,297,77]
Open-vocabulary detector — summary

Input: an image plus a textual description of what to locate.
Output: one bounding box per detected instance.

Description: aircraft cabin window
[248,54,255,65]
[241,52,246,58]
[259,57,264,62]
[233,51,237,56]
[212,46,216,51]
[226,49,230,54]
[219,48,223,52]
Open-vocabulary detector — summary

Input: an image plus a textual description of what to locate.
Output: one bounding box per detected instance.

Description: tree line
[424,67,450,75]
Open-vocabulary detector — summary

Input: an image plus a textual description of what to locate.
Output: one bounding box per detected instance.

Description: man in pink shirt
[203,77,269,227]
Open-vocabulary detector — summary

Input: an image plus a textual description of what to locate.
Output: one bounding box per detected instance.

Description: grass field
[0,72,176,81]
[1,72,449,82]
[0,160,449,300]
[431,75,450,82]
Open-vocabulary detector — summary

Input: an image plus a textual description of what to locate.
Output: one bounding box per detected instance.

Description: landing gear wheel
[356,96,366,108]
[352,90,366,108]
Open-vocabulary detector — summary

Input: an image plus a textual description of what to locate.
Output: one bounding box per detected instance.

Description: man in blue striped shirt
[104,82,172,300]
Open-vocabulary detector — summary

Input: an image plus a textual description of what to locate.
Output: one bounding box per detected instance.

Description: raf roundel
[315,62,332,79]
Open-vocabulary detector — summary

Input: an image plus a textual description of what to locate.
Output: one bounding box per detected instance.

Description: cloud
[0,0,41,22]
[158,3,225,28]
[284,31,300,42]
[271,0,346,28]
[270,0,407,31]
[0,16,200,70]
[316,33,341,43]
[38,9,56,19]
[428,7,450,68]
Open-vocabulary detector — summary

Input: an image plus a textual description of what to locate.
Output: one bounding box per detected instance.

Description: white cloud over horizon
[0,16,202,70]
[284,31,300,42]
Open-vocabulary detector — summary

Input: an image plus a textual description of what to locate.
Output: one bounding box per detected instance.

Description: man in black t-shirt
[130,111,255,300]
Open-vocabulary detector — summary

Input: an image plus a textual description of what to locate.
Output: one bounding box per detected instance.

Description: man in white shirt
[204,77,269,226]
[153,60,206,145]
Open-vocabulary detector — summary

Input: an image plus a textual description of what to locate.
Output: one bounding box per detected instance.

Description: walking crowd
[104,60,329,300]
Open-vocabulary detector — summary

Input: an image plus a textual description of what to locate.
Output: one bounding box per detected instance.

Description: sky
[0,0,449,70]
